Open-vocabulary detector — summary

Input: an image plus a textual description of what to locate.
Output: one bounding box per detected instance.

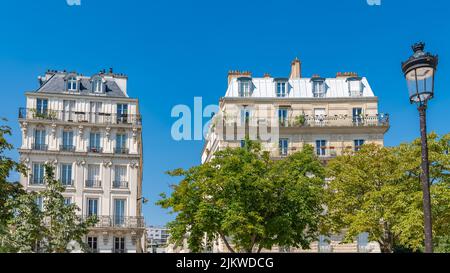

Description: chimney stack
[227,70,252,85]
[289,57,301,79]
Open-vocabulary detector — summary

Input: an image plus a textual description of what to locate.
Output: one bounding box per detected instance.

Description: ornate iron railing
[85,180,102,188]
[18,108,142,125]
[83,215,145,229]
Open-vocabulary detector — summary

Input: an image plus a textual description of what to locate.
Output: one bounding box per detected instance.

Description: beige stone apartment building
[198,58,390,253]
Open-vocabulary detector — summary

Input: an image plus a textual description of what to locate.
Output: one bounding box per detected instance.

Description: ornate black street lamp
[401,42,438,253]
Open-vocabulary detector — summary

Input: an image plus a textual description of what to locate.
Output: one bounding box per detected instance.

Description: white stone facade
[18,70,145,253]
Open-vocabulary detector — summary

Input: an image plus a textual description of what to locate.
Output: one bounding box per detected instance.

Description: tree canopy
[158,140,325,253]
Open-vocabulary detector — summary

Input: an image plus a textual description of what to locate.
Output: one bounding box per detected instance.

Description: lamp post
[401,42,438,253]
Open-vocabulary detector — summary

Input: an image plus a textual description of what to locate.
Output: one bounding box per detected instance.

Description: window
[32,163,45,185]
[64,197,72,206]
[92,78,103,93]
[113,166,128,189]
[36,196,43,211]
[279,138,289,156]
[61,131,74,151]
[114,199,126,226]
[87,198,98,216]
[348,79,363,97]
[240,140,246,148]
[316,140,327,156]
[357,233,369,253]
[240,108,251,125]
[117,104,128,124]
[319,235,331,253]
[90,102,102,123]
[276,82,287,97]
[115,134,127,154]
[89,132,101,152]
[87,237,98,253]
[36,98,48,115]
[278,108,289,127]
[60,164,73,186]
[87,165,101,188]
[353,108,363,125]
[63,100,75,122]
[114,237,126,253]
[312,81,326,98]
[354,139,365,152]
[34,129,46,150]
[238,81,251,97]
[67,76,78,91]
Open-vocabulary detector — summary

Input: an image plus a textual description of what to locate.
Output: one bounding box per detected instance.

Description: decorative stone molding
[51,123,57,138]
[130,161,139,169]
[132,127,138,142]
[76,159,86,166]
[19,121,28,134]
[21,157,30,164]
[103,161,113,168]
[78,125,84,137]
[105,126,111,139]
[102,232,109,245]
[45,158,58,166]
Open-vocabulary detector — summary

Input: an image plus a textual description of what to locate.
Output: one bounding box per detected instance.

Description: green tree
[325,134,450,253]
[38,164,97,253]
[158,140,325,253]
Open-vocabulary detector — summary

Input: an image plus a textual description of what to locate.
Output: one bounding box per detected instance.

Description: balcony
[29,175,44,186]
[83,215,145,229]
[283,114,389,128]
[88,146,103,153]
[114,147,129,154]
[61,180,74,187]
[18,108,142,126]
[33,144,48,151]
[112,181,129,189]
[60,145,75,152]
[85,180,102,188]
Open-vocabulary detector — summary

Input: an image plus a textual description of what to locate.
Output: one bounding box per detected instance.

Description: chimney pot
[289,58,302,79]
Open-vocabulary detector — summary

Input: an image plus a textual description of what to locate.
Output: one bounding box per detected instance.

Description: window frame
[67,76,78,92]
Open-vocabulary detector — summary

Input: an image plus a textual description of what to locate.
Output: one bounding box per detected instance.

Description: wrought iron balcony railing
[33,144,48,151]
[85,180,102,188]
[88,146,103,153]
[29,175,44,185]
[60,179,74,187]
[60,145,75,152]
[82,215,145,229]
[18,108,142,126]
[112,181,129,189]
[114,147,129,154]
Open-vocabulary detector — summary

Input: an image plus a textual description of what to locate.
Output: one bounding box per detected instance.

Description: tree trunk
[219,233,235,253]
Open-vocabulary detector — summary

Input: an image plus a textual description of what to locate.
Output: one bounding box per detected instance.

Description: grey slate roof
[36,73,127,98]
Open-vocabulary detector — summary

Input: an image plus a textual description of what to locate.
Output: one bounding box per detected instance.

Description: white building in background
[18,69,146,253]
[147,226,170,253]
[199,58,389,253]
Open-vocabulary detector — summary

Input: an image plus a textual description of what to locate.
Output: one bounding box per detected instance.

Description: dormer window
[238,78,252,97]
[92,77,103,93]
[312,78,326,98]
[348,77,363,97]
[275,79,288,97]
[67,76,78,91]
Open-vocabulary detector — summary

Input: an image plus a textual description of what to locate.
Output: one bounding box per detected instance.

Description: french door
[114,199,126,226]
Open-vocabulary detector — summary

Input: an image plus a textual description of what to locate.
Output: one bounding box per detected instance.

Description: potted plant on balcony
[294,114,306,127]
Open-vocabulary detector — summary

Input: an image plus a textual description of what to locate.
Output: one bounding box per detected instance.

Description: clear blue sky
[0,0,449,226]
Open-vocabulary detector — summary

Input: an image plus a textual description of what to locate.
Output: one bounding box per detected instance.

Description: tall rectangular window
[87,237,98,253]
[32,163,45,185]
[89,102,102,123]
[87,198,98,216]
[312,81,326,98]
[87,164,101,188]
[114,166,128,189]
[114,237,125,253]
[36,98,48,115]
[354,139,365,152]
[349,79,363,97]
[353,108,363,125]
[60,164,73,186]
[278,108,288,127]
[276,82,287,97]
[63,100,75,121]
[34,129,46,150]
[279,138,289,156]
[89,132,101,152]
[64,197,72,206]
[62,131,74,151]
[117,104,128,124]
[238,81,251,97]
[115,134,127,154]
[114,199,126,226]
[36,196,43,211]
[240,108,251,125]
[316,140,327,156]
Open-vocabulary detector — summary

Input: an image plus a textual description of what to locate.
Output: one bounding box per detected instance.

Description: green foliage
[325,133,450,253]
[158,140,325,253]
